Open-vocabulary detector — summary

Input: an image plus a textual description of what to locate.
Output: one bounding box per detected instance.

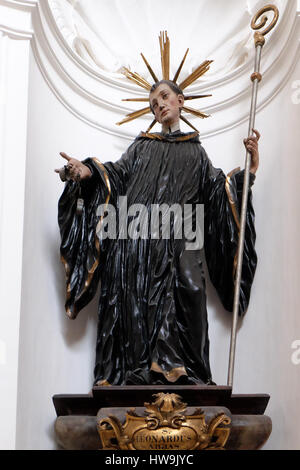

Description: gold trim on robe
[62,158,111,319]
[140,131,199,142]
[150,362,188,383]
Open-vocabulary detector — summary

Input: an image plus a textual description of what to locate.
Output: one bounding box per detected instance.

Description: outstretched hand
[55,152,92,181]
[244,129,260,175]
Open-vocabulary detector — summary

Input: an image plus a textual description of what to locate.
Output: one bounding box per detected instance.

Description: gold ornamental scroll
[97,393,231,451]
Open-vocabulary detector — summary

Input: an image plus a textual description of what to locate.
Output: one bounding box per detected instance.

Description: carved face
[149,84,184,127]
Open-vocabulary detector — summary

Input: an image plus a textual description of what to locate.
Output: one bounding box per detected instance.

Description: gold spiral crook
[251,4,279,47]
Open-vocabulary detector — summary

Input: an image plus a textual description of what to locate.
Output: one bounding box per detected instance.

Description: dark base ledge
[53,385,270,416]
[52,385,272,450]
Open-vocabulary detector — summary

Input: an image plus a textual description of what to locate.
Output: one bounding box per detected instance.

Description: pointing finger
[60,152,71,161]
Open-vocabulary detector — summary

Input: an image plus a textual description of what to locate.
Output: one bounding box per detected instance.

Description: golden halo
[116,31,213,133]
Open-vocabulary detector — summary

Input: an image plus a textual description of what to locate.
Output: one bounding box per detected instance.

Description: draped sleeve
[200,146,257,315]
[58,140,137,319]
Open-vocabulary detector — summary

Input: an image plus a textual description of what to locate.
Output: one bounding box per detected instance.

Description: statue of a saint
[56,79,259,386]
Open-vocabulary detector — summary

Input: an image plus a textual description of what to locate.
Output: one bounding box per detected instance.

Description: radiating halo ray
[117,31,213,130]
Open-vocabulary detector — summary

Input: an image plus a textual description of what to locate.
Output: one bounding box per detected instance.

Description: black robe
[58,131,257,386]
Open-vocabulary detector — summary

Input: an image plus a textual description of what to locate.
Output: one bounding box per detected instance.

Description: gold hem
[140,131,199,142]
[150,362,188,383]
[61,159,111,319]
[95,379,111,387]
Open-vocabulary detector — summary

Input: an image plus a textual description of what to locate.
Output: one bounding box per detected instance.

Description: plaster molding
[0,0,37,9]
[0,24,33,39]
[0,0,36,38]
[1,0,299,140]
